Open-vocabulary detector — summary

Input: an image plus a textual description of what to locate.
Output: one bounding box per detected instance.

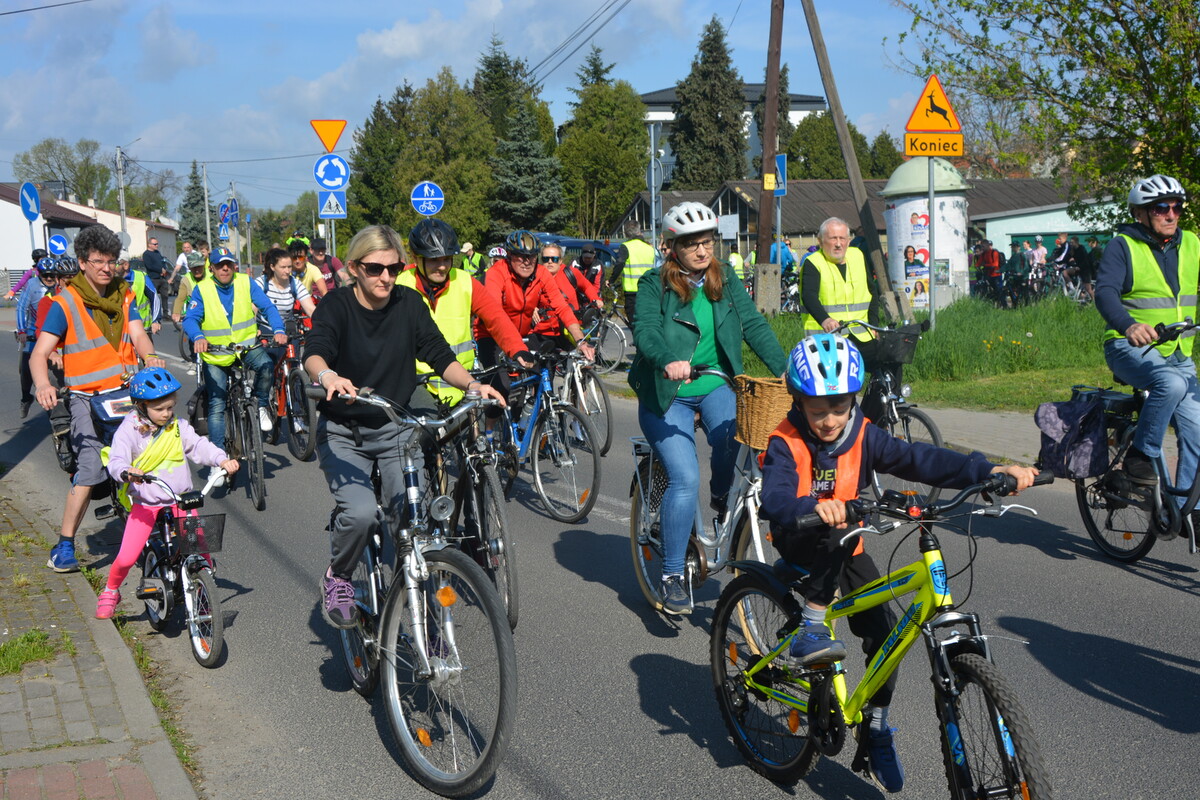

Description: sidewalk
[0,493,197,800]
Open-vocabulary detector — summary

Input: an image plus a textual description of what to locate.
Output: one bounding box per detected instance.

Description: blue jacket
[16,280,47,352]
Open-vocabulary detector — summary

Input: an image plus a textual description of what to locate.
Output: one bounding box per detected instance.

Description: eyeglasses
[84,258,119,268]
[540,255,561,264]
[358,261,403,277]
[510,254,536,264]
[676,238,714,254]
[149,241,159,247]
[1150,201,1184,217]
[212,261,236,269]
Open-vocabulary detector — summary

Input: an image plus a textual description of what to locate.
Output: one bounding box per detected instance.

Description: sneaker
[47,539,80,573]
[1123,448,1157,485]
[660,574,692,615]
[321,568,359,629]
[866,726,905,793]
[789,619,848,665]
[52,429,76,473]
[95,588,120,619]
[258,406,274,432]
[19,399,32,419]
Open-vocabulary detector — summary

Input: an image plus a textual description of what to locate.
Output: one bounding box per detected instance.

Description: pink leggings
[106,503,194,592]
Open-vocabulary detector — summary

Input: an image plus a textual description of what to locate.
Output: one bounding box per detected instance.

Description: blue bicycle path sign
[410,181,445,216]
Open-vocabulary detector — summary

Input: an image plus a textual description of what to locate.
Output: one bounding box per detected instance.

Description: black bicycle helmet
[408,218,459,259]
[504,230,540,257]
[31,248,48,262]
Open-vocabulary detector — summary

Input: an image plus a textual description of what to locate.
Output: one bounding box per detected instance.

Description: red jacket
[532,266,600,335]
[401,266,527,357]
[478,260,580,340]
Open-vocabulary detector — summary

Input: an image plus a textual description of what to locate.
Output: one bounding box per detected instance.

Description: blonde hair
[345,225,406,266]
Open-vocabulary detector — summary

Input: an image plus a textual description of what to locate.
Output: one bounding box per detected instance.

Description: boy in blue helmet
[759,333,1038,793]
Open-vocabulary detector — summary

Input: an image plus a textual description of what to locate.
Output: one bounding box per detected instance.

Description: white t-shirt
[256,275,310,332]
[175,252,190,272]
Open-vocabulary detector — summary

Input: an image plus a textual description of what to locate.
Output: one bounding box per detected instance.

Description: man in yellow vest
[607,221,656,327]
[460,241,486,279]
[728,246,746,279]
[30,224,163,572]
[1097,174,1200,499]
[183,247,287,457]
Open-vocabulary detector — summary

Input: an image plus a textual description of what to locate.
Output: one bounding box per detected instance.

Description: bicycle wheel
[629,455,668,610]
[873,406,943,505]
[1075,447,1156,563]
[938,653,1052,799]
[592,318,628,375]
[178,328,194,362]
[711,574,818,783]
[187,568,224,668]
[341,537,383,697]
[380,547,516,797]
[469,465,518,631]
[140,541,172,632]
[265,385,281,445]
[239,402,267,511]
[531,403,600,523]
[575,369,612,456]
[285,368,317,462]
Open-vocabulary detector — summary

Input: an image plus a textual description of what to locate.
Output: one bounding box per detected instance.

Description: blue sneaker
[47,539,80,573]
[866,726,905,793]
[789,619,848,665]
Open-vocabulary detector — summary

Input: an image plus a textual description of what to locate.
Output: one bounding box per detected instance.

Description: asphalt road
[2,345,1198,800]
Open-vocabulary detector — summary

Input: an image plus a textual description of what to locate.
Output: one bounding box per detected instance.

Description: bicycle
[629,367,776,614]
[587,285,632,375]
[1073,319,1200,563]
[835,320,944,506]
[311,387,517,796]
[710,472,1054,796]
[264,323,317,461]
[131,469,228,668]
[555,348,612,456]
[198,343,267,510]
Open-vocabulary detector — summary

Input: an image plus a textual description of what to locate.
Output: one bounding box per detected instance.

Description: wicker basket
[734,375,792,451]
[173,514,226,554]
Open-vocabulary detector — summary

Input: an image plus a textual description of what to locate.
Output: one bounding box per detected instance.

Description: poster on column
[882,195,969,309]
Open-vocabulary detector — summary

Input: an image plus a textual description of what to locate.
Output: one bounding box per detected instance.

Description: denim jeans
[1105,337,1200,503]
[202,347,273,450]
[637,384,737,576]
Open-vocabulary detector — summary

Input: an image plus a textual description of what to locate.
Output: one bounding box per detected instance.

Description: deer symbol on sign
[925,91,950,125]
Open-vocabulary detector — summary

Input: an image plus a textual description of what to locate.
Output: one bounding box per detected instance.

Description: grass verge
[0,629,73,675]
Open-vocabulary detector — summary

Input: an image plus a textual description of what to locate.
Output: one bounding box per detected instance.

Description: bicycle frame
[504,363,556,462]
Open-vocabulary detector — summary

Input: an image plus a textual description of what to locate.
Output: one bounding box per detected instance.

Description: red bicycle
[265,320,317,461]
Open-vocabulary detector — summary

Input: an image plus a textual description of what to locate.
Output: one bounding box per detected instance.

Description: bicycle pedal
[93,504,117,520]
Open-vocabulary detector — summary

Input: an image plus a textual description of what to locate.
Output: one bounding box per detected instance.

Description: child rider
[759,333,1037,793]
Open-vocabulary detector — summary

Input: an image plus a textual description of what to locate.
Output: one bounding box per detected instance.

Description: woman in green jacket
[629,202,788,615]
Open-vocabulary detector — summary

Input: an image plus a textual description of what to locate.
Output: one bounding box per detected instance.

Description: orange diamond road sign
[310,120,347,153]
[904,75,962,133]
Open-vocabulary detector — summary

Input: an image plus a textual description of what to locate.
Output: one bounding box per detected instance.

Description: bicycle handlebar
[1145,319,1198,354]
[304,385,500,432]
[121,468,228,501]
[834,318,931,336]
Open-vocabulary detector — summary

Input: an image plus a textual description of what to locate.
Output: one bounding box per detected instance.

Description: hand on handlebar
[219,458,240,475]
[320,373,358,402]
[577,341,595,361]
[663,360,692,382]
[272,332,288,346]
[471,383,507,408]
[1125,322,1158,348]
[990,464,1038,495]
[193,337,209,354]
[814,498,850,529]
[820,318,840,333]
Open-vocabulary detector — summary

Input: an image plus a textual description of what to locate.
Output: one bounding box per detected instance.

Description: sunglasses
[540,255,561,264]
[358,261,403,277]
[1150,201,1184,217]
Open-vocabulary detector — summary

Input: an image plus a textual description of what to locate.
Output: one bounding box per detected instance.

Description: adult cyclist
[628,201,787,614]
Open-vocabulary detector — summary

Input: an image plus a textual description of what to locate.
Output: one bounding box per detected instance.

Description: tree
[891,0,1200,227]
[568,44,614,107]
[559,79,649,238]
[669,16,747,189]
[490,101,570,238]
[14,137,112,204]
[786,112,872,179]
[751,64,796,176]
[473,35,538,142]
[177,161,212,245]
[869,131,904,178]
[248,207,289,250]
[347,83,416,232]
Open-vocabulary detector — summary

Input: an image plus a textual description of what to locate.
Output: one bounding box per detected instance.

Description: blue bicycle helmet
[129,367,183,401]
[786,334,864,397]
[35,257,58,275]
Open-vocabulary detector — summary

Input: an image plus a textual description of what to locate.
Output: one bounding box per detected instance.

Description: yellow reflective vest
[129,270,151,324]
[197,274,257,366]
[799,248,873,342]
[397,268,475,405]
[729,252,745,279]
[1103,231,1200,357]
[621,238,656,293]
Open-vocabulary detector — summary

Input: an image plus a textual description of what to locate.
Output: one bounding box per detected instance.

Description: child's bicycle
[710,472,1054,797]
[129,469,228,668]
[1073,319,1200,563]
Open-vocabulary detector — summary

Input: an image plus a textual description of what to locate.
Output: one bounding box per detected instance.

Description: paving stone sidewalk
[0,493,197,800]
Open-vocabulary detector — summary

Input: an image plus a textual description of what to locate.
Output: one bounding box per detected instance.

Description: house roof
[640,84,825,111]
[0,183,97,226]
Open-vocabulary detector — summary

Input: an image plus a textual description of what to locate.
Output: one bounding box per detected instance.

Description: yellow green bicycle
[710,473,1054,798]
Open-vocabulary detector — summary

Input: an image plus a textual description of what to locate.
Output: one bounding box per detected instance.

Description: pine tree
[669,16,747,190]
[177,161,212,244]
[751,64,795,175]
[785,112,872,180]
[472,35,539,142]
[869,131,904,179]
[568,44,614,108]
[347,83,416,231]
[489,101,570,238]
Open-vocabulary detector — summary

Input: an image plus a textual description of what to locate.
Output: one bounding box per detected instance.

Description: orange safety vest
[766,417,867,555]
[52,285,138,394]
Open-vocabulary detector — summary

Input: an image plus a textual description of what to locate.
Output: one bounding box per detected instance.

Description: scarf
[69,272,129,351]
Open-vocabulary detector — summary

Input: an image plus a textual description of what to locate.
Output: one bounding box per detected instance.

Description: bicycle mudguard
[726,559,806,606]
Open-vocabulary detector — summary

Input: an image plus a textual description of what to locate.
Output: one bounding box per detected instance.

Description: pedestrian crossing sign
[319,190,347,219]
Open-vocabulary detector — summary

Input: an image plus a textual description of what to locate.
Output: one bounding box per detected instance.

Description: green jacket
[629,263,788,417]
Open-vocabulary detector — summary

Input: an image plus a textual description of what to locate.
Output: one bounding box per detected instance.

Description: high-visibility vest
[766,417,866,556]
[397,268,475,405]
[799,248,873,342]
[53,285,138,394]
[197,273,257,366]
[622,238,656,292]
[729,252,746,279]
[1103,231,1200,357]
[462,252,485,278]
[129,270,151,323]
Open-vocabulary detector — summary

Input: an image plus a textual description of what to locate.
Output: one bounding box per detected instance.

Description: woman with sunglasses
[303,224,506,629]
[628,201,787,616]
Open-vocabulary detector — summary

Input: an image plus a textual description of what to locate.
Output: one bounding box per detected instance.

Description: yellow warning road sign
[904,75,962,133]
[904,132,964,157]
[310,120,347,153]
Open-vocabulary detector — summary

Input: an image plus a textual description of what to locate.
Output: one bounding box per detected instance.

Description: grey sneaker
[321,568,358,629]
[660,574,691,615]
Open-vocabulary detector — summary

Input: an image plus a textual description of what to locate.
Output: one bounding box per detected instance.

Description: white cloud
[137,4,211,81]
[856,91,918,138]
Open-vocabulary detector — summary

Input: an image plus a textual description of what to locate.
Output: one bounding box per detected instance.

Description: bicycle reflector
[436,585,458,607]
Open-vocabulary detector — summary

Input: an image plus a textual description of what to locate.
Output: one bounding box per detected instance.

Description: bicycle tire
[471,465,518,630]
[140,540,172,632]
[380,547,516,797]
[592,318,627,375]
[188,568,224,668]
[265,386,281,445]
[873,406,943,505]
[285,368,317,462]
[178,328,194,362]
[576,369,612,456]
[1075,443,1157,563]
[711,574,818,783]
[629,455,668,611]
[239,402,267,511]
[938,653,1052,799]
[531,404,600,523]
[340,537,383,697]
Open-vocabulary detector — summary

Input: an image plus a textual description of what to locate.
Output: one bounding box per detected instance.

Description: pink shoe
[95,588,121,620]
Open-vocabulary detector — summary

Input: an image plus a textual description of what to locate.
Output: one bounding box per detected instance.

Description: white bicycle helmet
[786,334,864,397]
[662,201,718,241]
[1128,174,1186,206]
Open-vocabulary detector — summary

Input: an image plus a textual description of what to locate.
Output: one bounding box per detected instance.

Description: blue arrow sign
[410,181,445,216]
[48,234,69,255]
[19,182,40,222]
[318,190,347,220]
[774,153,788,198]
[314,154,350,191]
[218,222,230,241]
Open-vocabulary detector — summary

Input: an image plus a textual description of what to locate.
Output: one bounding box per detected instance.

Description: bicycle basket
[734,375,792,451]
[172,514,226,554]
[876,324,922,365]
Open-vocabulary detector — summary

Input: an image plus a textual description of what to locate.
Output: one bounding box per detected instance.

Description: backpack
[1034,393,1107,479]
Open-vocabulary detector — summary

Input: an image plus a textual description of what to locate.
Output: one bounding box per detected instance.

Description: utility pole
[202,163,212,247]
[800,0,908,322]
[115,146,128,235]
[753,0,785,315]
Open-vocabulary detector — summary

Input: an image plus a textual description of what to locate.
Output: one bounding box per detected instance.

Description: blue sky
[0,0,924,213]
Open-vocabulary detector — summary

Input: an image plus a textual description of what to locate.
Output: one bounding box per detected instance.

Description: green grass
[0,629,59,675]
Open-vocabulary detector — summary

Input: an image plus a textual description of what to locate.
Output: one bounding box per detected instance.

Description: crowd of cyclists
[11,171,1195,797]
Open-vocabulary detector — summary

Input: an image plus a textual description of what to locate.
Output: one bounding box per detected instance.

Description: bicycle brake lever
[971,503,1038,518]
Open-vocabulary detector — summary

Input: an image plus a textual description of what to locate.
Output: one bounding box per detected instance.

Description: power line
[534,0,633,86]
[527,0,620,83]
[137,151,339,166]
[0,0,93,17]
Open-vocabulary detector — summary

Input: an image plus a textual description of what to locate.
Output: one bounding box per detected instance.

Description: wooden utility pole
[799,0,909,321]
[753,0,785,315]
